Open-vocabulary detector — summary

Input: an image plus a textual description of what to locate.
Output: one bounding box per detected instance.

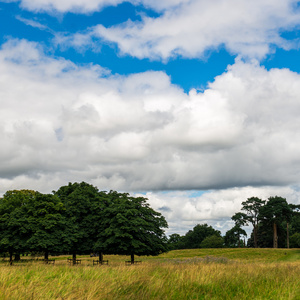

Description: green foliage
[261,196,292,224]
[0,190,37,257]
[24,193,66,258]
[260,196,293,248]
[290,233,300,248]
[241,197,265,248]
[0,182,168,262]
[53,182,104,257]
[224,225,247,247]
[200,235,224,248]
[95,191,168,261]
[167,233,182,250]
[180,224,221,249]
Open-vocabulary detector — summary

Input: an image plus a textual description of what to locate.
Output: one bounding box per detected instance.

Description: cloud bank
[1,39,300,196]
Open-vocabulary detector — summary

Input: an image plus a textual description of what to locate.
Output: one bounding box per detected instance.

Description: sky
[1,0,300,236]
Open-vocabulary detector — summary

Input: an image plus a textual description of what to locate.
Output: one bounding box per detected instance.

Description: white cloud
[11,0,300,60]
[89,0,300,60]
[1,39,300,198]
[15,0,124,13]
[8,0,187,13]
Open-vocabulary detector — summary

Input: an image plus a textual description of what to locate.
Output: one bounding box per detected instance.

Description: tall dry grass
[0,249,299,299]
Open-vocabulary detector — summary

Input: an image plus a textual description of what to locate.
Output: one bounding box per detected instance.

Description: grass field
[0,248,300,299]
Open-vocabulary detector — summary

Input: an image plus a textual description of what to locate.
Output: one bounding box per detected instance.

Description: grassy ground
[0,249,299,299]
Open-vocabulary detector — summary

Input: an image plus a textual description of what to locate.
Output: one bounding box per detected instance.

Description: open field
[0,249,300,299]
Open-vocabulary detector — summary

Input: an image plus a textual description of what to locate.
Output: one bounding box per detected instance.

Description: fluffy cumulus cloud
[1,39,300,195]
[73,0,300,60]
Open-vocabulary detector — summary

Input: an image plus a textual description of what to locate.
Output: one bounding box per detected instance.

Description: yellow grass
[0,249,299,299]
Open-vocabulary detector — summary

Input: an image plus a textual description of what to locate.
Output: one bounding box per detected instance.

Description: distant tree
[224,227,238,247]
[290,233,300,248]
[241,197,265,248]
[0,190,37,263]
[181,224,221,249]
[200,235,224,248]
[289,204,300,236]
[231,212,247,247]
[224,225,247,248]
[260,196,292,248]
[95,191,168,264]
[167,233,182,250]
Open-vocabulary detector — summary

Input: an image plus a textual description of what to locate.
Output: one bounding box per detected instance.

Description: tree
[231,212,247,247]
[54,182,104,264]
[289,204,300,236]
[290,233,300,248]
[241,197,265,248]
[224,225,247,248]
[167,233,182,250]
[95,191,168,264]
[24,192,66,260]
[260,196,292,248]
[200,235,224,248]
[0,190,37,264]
[181,224,221,249]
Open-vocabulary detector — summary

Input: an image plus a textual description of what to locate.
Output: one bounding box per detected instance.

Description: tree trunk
[9,250,13,265]
[73,252,76,265]
[99,252,103,263]
[287,222,289,249]
[253,225,258,248]
[273,222,278,248]
[14,253,21,261]
[44,250,49,261]
[131,253,134,264]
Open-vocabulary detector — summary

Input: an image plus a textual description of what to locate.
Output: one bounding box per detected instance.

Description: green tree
[289,204,300,236]
[290,232,300,248]
[224,225,247,248]
[167,233,183,250]
[0,190,37,263]
[181,224,221,249]
[231,212,247,247]
[24,192,66,260]
[54,182,104,264]
[260,196,292,248]
[200,235,224,248]
[95,191,168,264]
[241,197,265,248]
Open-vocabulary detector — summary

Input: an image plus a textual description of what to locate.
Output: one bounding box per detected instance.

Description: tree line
[167,196,300,250]
[0,182,168,264]
[1,185,299,263]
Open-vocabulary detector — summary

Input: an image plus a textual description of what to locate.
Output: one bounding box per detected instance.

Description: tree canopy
[0,183,168,263]
[95,191,168,263]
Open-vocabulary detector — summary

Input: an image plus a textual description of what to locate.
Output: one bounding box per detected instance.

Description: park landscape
[1,182,300,299]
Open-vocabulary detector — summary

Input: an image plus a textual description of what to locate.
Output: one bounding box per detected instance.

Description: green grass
[0,249,299,299]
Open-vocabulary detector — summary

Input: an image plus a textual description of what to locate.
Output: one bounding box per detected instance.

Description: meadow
[0,248,300,300]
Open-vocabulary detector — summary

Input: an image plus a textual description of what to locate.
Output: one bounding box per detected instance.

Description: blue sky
[1,0,300,235]
[0,1,237,92]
